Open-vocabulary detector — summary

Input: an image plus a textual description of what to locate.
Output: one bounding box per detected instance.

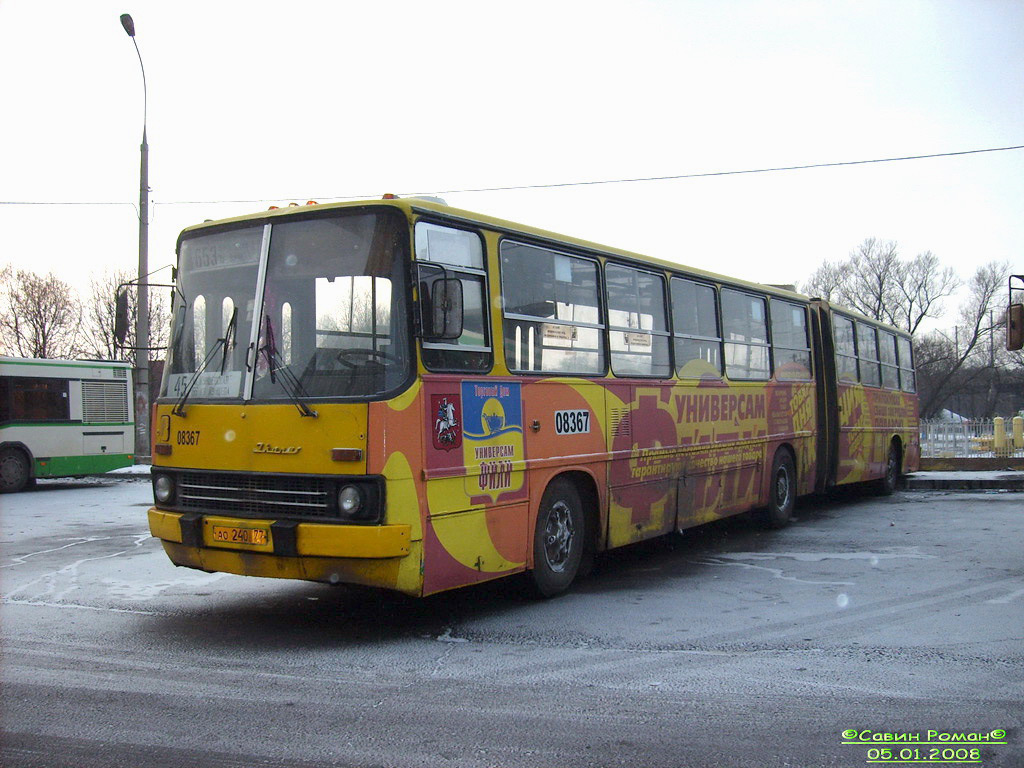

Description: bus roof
[0,356,132,373]
[177,197,909,337]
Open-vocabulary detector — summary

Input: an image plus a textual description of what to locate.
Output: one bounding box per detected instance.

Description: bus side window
[500,241,605,375]
[3,377,69,421]
[878,330,899,389]
[857,322,881,387]
[606,264,670,378]
[721,288,770,380]
[833,315,858,382]
[670,277,722,378]
[770,300,812,381]
[415,222,491,372]
[898,336,916,392]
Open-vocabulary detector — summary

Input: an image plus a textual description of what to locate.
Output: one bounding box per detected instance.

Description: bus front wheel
[0,448,30,493]
[530,478,585,598]
[759,449,795,529]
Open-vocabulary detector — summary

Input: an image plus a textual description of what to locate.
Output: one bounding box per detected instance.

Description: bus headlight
[153,474,175,504]
[337,484,363,516]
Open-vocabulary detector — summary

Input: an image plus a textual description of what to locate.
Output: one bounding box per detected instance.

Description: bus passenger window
[770,300,812,380]
[879,331,899,389]
[2,377,69,422]
[500,241,605,375]
[897,336,916,392]
[671,278,722,378]
[833,315,858,383]
[857,322,881,387]
[415,222,491,372]
[606,264,670,377]
[721,288,770,380]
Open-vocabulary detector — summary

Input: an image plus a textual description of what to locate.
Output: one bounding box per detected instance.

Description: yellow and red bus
[147,197,919,597]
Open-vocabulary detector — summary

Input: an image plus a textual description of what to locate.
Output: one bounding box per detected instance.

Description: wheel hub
[543,500,575,573]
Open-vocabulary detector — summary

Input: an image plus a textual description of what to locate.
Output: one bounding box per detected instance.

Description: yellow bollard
[1014,416,1024,450]
[993,417,1007,455]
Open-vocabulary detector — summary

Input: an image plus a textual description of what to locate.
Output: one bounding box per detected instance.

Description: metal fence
[920,418,1024,458]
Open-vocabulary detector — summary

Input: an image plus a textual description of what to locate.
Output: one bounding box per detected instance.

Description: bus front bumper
[148,509,418,591]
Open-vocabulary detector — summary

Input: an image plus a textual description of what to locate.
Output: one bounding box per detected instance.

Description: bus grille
[177,472,331,518]
[82,381,130,423]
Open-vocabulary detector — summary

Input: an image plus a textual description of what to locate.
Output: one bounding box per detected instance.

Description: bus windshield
[163,209,411,402]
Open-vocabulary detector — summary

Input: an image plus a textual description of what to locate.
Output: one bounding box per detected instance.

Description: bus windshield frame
[161,207,414,405]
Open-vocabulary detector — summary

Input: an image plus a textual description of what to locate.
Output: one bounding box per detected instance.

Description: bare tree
[802,239,959,333]
[892,251,961,335]
[917,261,1008,417]
[847,238,903,323]
[0,266,84,359]
[802,260,845,303]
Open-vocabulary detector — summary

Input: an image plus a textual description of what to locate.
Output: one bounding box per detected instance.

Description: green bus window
[3,377,69,422]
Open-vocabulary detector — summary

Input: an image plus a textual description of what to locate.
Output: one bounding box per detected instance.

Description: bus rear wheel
[530,478,585,598]
[875,442,901,496]
[759,449,795,529]
[0,448,30,493]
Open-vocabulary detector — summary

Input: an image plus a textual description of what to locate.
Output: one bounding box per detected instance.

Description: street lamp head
[120,13,136,37]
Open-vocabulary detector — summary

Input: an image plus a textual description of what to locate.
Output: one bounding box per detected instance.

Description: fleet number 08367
[555,409,590,435]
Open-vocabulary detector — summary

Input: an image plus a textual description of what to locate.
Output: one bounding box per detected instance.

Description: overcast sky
[1,0,1022,315]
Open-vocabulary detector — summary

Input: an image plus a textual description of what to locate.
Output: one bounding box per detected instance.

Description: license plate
[211,525,269,546]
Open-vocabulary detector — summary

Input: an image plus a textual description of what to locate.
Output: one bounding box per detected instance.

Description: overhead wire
[1,143,1022,208]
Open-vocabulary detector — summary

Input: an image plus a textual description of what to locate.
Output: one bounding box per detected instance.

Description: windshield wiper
[172,307,238,417]
[260,315,317,418]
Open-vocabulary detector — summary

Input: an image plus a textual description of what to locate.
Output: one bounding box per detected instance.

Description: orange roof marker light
[306,200,318,205]
[382,193,399,199]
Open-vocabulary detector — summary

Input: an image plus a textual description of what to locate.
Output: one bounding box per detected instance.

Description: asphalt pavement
[2,477,1022,768]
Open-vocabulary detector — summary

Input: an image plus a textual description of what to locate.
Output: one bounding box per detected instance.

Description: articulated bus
[0,357,134,492]
[146,198,919,597]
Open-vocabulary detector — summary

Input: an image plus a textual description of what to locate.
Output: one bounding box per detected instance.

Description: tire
[759,449,796,529]
[0,447,31,493]
[530,478,585,598]
[875,442,900,496]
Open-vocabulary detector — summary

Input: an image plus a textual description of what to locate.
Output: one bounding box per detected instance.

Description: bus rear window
[0,377,69,422]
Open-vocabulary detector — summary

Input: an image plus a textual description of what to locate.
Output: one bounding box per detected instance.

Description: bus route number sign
[555,409,590,435]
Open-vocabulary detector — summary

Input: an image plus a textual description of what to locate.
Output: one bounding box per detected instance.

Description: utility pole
[120,13,150,460]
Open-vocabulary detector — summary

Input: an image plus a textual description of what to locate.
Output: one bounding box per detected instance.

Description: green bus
[0,357,134,492]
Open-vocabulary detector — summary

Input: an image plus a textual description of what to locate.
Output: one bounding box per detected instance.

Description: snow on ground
[906,470,1024,480]
[106,464,153,476]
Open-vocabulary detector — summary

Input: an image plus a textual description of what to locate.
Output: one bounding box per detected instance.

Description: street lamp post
[120,13,150,460]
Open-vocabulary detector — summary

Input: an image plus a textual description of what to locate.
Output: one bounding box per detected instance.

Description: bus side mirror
[426,277,464,341]
[114,289,129,347]
[1008,303,1024,351]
